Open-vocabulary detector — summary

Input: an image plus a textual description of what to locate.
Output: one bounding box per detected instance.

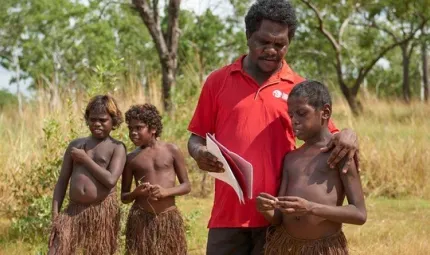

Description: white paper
[206,134,245,204]
[208,134,253,199]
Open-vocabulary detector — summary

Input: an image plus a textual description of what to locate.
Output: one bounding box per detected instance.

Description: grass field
[0,196,429,254]
[0,80,429,254]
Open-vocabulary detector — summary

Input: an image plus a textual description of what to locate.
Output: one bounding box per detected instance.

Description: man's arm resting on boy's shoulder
[52,142,75,218]
[323,128,359,173]
[72,143,126,189]
[151,144,191,199]
[276,160,367,225]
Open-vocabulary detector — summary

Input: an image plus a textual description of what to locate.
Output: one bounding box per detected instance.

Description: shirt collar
[230,55,296,83]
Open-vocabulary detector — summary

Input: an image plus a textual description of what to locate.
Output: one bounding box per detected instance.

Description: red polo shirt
[188,56,338,228]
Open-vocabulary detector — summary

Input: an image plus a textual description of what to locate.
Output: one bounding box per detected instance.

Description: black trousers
[206,227,268,255]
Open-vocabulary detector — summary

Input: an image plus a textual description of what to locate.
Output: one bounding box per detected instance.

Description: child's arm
[256,155,289,225]
[120,155,151,204]
[71,143,126,189]
[277,160,367,225]
[150,144,191,199]
[51,141,75,218]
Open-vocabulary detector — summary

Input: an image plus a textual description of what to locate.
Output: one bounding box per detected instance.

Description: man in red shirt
[187,1,358,254]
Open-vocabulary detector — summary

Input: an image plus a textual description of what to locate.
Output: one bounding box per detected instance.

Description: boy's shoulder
[283,146,305,160]
[68,137,88,147]
[158,141,181,155]
[127,147,142,162]
[107,136,126,149]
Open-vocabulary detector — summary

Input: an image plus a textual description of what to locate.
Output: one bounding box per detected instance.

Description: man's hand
[321,128,359,173]
[70,148,89,164]
[150,184,168,199]
[275,196,313,215]
[256,193,278,213]
[194,147,224,173]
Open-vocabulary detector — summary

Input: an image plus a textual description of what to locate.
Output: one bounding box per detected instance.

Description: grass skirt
[125,203,187,255]
[265,226,348,255]
[49,192,120,255]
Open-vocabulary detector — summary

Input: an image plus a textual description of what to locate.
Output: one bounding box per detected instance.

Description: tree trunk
[401,44,411,103]
[49,80,61,111]
[14,52,23,116]
[422,40,429,102]
[161,60,176,111]
[198,53,204,85]
[133,0,181,112]
[341,87,361,116]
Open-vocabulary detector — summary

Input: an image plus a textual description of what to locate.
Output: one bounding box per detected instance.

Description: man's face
[247,19,290,74]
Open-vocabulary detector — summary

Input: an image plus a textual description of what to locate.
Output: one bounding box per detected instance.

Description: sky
[0,0,234,95]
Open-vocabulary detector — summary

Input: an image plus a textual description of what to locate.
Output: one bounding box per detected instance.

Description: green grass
[2,196,428,255]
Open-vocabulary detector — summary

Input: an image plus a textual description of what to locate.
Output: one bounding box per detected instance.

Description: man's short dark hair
[289,80,332,109]
[245,0,297,40]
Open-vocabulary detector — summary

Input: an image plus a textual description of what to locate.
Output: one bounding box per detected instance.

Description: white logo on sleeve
[273,90,289,101]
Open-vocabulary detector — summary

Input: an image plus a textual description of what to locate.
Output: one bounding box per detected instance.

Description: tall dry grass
[0,68,429,254]
[0,70,429,210]
[332,94,430,198]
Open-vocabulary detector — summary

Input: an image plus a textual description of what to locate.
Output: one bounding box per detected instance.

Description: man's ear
[322,104,331,120]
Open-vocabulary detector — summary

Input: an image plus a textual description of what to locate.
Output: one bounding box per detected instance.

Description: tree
[359,0,430,103]
[132,0,181,112]
[297,0,429,114]
[422,29,429,102]
[0,89,18,111]
[0,0,159,108]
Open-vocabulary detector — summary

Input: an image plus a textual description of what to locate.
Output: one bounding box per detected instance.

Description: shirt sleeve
[187,71,221,138]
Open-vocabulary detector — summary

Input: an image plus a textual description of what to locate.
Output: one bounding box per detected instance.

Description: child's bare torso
[69,137,117,204]
[128,142,177,213]
[282,145,345,239]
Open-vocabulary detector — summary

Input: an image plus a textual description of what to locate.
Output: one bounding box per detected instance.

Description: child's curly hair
[125,104,163,137]
[84,95,123,130]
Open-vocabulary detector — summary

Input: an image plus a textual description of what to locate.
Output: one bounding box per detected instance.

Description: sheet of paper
[207,133,253,200]
[206,134,244,204]
[220,149,247,198]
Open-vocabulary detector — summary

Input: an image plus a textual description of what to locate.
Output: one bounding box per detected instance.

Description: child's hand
[70,148,89,163]
[150,184,168,199]
[275,196,313,215]
[256,193,278,212]
[133,183,151,197]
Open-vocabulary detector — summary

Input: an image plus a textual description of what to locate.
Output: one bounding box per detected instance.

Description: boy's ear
[150,128,156,135]
[321,104,331,120]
